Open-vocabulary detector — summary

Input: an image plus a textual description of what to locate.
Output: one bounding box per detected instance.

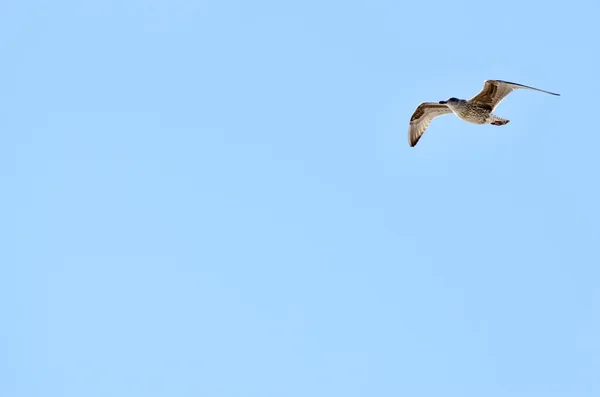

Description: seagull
[408,79,560,147]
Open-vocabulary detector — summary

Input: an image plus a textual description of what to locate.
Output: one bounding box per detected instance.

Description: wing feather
[408,102,452,147]
[470,79,560,110]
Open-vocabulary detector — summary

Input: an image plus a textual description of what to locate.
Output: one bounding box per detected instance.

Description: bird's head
[439,97,459,105]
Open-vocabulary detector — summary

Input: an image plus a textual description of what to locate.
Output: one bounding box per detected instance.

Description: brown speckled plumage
[451,102,493,124]
[408,79,560,147]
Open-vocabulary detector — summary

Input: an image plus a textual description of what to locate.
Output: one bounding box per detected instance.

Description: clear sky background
[3,1,599,396]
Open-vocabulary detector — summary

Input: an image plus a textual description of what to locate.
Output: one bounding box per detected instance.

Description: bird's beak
[439,100,447,104]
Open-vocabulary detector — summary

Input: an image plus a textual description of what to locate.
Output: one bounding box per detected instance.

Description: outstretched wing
[408,102,453,147]
[470,79,560,111]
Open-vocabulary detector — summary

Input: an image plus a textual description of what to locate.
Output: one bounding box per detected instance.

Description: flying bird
[408,79,560,147]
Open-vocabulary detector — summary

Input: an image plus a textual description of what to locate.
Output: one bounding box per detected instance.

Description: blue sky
[3,1,599,396]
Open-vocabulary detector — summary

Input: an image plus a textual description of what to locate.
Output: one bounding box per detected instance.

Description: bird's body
[408,79,560,147]
[446,100,500,124]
